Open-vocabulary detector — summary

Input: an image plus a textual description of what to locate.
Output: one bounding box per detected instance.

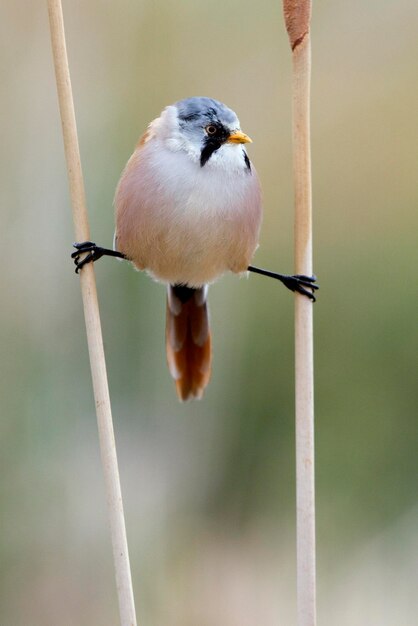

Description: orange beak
[227,130,253,144]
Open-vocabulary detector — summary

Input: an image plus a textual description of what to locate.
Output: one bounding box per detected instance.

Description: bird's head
[151,97,252,168]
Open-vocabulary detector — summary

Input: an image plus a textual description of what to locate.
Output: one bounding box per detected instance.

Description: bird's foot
[278,274,319,301]
[247,265,319,301]
[71,241,104,273]
[71,241,125,273]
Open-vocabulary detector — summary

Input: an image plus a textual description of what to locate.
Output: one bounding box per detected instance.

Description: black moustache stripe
[200,137,223,167]
[243,150,251,172]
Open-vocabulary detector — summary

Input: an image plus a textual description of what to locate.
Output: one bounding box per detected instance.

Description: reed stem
[47,2,137,624]
[283,2,317,625]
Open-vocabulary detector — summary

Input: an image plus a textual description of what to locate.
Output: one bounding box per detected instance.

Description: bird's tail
[166,284,212,401]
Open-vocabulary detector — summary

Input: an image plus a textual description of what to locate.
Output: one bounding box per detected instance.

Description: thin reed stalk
[283,2,317,625]
[47,2,137,624]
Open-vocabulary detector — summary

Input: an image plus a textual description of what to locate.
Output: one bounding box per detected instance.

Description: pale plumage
[110,99,262,399]
[111,98,262,400]
[114,100,262,287]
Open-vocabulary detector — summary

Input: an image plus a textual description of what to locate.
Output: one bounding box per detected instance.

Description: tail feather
[166,285,212,401]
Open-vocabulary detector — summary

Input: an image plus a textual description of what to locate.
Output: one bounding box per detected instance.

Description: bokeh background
[1,0,417,624]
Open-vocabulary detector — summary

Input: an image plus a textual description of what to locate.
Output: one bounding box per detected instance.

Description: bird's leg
[247,265,319,302]
[71,241,127,274]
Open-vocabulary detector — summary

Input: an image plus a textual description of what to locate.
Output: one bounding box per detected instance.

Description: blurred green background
[1,0,417,624]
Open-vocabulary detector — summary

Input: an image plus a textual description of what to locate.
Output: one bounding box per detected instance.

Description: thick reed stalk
[47,2,137,624]
[283,2,317,625]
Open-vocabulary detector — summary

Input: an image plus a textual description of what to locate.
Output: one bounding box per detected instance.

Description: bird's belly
[143,213,244,286]
[115,144,262,287]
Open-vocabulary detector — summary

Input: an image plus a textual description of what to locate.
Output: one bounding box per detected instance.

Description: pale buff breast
[115,137,262,287]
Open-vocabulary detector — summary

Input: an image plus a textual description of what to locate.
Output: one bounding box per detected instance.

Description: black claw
[74,251,95,273]
[297,286,317,302]
[71,241,97,258]
[71,241,127,273]
[293,278,319,290]
[72,241,95,250]
[281,275,318,301]
[294,274,317,283]
[71,241,103,273]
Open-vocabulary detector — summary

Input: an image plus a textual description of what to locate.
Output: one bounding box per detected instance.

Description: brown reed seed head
[283,0,312,50]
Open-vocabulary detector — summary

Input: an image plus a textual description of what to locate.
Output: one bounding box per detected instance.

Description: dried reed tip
[283,0,311,50]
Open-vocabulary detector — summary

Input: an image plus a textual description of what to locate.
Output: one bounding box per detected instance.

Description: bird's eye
[205,124,218,136]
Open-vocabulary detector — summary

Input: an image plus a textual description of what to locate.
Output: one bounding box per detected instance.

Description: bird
[72,97,318,401]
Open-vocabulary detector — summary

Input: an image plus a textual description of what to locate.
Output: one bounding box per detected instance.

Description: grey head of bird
[155,97,253,167]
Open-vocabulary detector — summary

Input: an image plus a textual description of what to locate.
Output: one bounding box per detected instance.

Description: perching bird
[72,97,318,400]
